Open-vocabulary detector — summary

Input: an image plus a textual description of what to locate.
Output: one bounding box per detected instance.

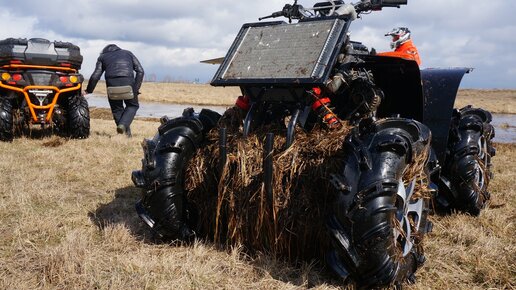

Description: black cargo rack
[0,38,83,69]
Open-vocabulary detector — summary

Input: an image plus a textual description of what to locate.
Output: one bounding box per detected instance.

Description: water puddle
[86,95,228,118]
[489,114,516,144]
[86,95,515,143]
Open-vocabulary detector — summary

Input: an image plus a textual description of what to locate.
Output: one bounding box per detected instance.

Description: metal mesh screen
[213,18,347,85]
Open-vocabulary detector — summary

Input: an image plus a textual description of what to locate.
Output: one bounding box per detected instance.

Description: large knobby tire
[439,106,495,215]
[66,94,90,139]
[0,98,14,142]
[132,108,220,241]
[327,118,432,288]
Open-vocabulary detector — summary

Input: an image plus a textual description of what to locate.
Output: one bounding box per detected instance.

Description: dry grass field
[0,111,514,289]
[456,89,516,114]
[90,81,516,114]
[91,81,240,107]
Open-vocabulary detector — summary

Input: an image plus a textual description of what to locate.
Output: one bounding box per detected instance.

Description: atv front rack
[1,64,82,123]
[0,83,81,123]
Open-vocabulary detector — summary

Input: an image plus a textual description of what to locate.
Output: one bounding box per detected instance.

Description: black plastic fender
[357,55,424,122]
[420,67,472,164]
[357,56,471,165]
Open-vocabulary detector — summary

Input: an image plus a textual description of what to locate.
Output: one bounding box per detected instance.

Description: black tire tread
[442,106,495,215]
[134,109,221,241]
[328,118,430,288]
[66,94,90,139]
[0,98,14,142]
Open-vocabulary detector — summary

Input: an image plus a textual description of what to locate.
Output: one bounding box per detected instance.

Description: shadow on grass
[93,131,114,138]
[88,185,154,242]
[88,186,347,288]
[16,127,65,140]
[246,255,346,289]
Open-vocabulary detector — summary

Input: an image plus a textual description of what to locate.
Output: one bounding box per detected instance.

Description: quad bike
[0,38,90,141]
[132,0,495,288]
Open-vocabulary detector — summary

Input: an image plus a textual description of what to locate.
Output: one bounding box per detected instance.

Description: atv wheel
[0,98,14,142]
[132,108,220,241]
[440,106,495,215]
[327,118,432,288]
[66,94,90,139]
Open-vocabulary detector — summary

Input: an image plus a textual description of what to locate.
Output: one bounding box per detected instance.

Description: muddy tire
[66,94,90,139]
[327,118,432,288]
[438,106,495,215]
[0,98,14,142]
[132,108,220,241]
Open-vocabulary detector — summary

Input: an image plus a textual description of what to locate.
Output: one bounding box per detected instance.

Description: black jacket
[86,44,144,94]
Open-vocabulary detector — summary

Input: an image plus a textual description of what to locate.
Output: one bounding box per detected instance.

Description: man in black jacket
[85,44,144,136]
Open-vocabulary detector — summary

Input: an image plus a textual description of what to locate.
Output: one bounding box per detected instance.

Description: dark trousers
[106,77,139,133]
[108,95,139,133]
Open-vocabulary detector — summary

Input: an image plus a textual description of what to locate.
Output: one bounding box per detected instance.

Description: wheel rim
[478,136,487,162]
[475,136,488,190]
[394,178,423,257]
[473,163,485,191]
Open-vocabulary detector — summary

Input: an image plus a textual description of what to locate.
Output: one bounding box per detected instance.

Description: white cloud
[0,11,39,39]
[0,0,514,87]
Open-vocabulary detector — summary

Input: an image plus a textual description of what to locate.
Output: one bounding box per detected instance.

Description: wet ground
[86,95,228,117]
[86,95,515,143]
[489,114,515,143]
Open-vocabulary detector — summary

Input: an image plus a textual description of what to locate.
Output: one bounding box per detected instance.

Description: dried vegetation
[187,109,352,261]
[0,91,514,289]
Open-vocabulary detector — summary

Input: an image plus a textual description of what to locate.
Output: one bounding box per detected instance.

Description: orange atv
[0,38,90,141]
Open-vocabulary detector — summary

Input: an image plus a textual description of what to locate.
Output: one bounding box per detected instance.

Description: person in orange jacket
[378,27,421,66]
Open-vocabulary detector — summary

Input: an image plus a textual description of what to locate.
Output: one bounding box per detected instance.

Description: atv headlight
[69,75,78,83]
[1,72,10,81]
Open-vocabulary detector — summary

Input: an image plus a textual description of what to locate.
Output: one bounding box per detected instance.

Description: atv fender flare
[421,67,472,164]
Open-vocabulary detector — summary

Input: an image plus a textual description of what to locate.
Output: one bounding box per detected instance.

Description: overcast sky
[1,0,515,88]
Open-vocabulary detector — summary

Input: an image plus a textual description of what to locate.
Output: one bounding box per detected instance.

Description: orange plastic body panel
[2,64,77,72]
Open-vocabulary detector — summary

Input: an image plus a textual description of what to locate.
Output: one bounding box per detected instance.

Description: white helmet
[385,27,411,49]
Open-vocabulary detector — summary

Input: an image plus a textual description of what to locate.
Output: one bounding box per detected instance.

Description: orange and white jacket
[378,39,421,66]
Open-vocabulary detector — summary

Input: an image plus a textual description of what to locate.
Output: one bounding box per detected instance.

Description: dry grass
[456,89,516,114]
[186,112,353,261]
[0,118,514,289]
[91,81,240,106]
[90,82,516,114]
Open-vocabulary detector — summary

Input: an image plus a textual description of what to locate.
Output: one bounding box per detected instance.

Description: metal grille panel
[212,19,347,85]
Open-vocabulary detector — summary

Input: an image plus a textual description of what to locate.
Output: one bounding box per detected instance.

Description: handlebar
[375,0,407,7]
[259,4,294,21]
[258,0,407,21]
[359,0,407,11]
[259,2,311,22]
[259,11,284,21]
